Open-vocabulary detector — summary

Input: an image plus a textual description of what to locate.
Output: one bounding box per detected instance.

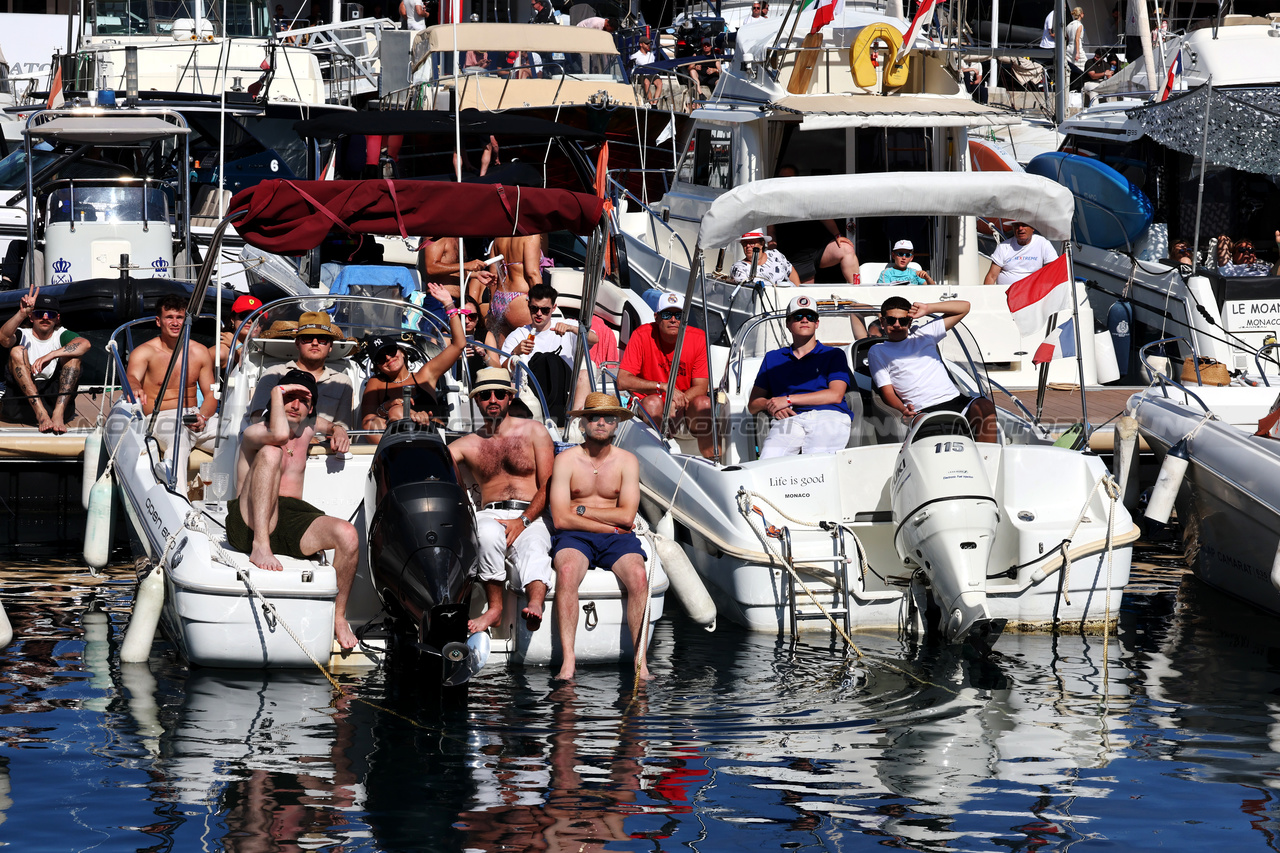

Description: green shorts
[226,495,326,560]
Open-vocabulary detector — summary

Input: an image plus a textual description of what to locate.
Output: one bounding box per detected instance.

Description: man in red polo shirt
[617,292,714,458]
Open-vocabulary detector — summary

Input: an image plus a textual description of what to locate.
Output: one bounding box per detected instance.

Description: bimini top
[24,113,191,145]
[416,22,619,55]
[697,171,1075,250]
[228,179,606,254]
[293,108,602,141]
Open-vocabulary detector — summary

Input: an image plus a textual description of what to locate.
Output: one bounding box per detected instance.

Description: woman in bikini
[486,233,544,347]
[360,281,466,442]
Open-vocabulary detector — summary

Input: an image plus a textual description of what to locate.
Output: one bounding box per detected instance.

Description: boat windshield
[0,150,134,191]
[93,0,269,37]
[46,184,170,225]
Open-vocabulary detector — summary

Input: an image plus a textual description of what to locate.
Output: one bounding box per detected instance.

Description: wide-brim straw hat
[568,392,633,421]
[469,367,515,399]
[261,320,299,339]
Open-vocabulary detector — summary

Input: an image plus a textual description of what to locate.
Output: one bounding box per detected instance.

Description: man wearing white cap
[730,231,800,287]
[617,291,714,459]
[876,241,936,286]
[747,295,854,457]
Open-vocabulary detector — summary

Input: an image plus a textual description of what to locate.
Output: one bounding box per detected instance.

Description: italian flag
[802,0,841,32]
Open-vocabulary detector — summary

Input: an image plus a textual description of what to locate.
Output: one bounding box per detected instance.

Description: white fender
[1270,541,1280,595]
[1113,416,1138,503]
[653,533,716,631]
[0,598,10,649]
[83,469,116,572]
[121,565,165,663]
[1094,330,1121,384]
[81,424,104,510]
[1144,437,1189,525]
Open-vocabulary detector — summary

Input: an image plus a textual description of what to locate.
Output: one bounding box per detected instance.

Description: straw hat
[295,311,343,340]
[469,367,515,399]
[567,392,633,421]
[261,320,299,339]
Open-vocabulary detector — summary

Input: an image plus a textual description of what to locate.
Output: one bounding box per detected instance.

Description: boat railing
[1255,343,1280,387]
[605,171,693,272]
[1138,336,1214,412]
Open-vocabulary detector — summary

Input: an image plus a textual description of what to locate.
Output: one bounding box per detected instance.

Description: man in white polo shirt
[983,222,1058,287]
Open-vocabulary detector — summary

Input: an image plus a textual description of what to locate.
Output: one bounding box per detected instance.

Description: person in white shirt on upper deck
[983,221,1059,287]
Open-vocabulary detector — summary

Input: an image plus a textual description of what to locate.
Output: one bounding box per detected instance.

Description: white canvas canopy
[25,115,191,144]
[696,171,1074,250]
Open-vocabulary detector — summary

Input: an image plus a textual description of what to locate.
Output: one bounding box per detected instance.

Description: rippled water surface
[4,547,1280,851]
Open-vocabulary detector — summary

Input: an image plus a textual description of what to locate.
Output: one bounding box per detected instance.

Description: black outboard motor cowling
[368,424,478,680]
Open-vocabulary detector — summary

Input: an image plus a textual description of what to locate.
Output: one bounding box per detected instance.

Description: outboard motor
[368,423,483,685]
[891,412,999,644]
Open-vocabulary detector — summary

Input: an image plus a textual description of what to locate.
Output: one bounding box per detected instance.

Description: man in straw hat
[228,368,360,650]
[549,392,651,681]
[126,294,219,484]
[249,311,353,453]
[449,367,556,634]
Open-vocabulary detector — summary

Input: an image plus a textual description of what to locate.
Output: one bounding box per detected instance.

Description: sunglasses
[882,315,911,327]
[529,304,554,316]
[375,348,399,363]
[32,310,59,320]
[585,414,619,424]
[476,389,512,401]
[789,311,819,322]
[297,334,332,345]
[658,310,682,320]
[893,250,913,257]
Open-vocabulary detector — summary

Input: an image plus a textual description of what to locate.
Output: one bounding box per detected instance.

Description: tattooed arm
[31,336,90,375]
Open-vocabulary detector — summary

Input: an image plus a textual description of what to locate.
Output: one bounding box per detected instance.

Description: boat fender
[1144,437,1189,525]
[1094,330,1121,384]
[0,598,10,649]
[1270,543,1280,595]
[1113,416,1139,503]
[1107,300,1132,374]
[121,564,165,663]
[81,424,104,510]
[652,534,716,631]
[84,469,117,572]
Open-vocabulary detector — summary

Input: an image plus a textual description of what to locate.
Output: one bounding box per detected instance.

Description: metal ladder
[782,523,855,638]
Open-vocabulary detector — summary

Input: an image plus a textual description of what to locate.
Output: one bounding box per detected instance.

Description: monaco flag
[1006,254,1071,337]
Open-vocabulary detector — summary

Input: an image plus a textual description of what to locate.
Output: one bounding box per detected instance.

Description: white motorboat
[98,178,669,674]
[609,171,1139,641]
[1127,336,1280,615]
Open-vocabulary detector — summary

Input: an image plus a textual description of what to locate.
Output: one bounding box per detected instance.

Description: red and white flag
[804,0,842,33]
[896,0,938,62]
[47,65,64,110]
[1006,254,1072,338]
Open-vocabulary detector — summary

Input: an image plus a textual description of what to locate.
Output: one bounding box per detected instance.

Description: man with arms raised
[549,393,651,682]
[616,291,714,459]
[869,297,997,443]
[249,311,353,454]
[126,294,219,481]
[228,369,359,649]
[0,290,89,432]
[449,367,555,634]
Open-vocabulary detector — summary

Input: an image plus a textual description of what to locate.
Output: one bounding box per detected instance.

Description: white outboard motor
[891,411,999,643]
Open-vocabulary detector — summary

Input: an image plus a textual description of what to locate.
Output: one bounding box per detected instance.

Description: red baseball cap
[232,294,263,314]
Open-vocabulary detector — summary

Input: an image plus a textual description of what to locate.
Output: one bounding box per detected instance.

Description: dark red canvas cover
[228,179,606,254]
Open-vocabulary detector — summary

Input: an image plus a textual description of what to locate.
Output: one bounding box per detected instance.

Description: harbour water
[3,546,1280,851]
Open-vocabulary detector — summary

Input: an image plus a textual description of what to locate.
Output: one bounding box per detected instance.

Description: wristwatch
[519,514,532,527]
[575,505,586,516]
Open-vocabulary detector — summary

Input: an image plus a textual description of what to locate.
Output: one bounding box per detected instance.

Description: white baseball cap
[893,239,914,252]
[656,292,684,313]
[739,231,767,242]
[786,295,817,317]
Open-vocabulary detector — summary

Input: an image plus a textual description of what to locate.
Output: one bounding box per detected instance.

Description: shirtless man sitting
[419,237,497,308]
[548,393,651,682]
[226,369,359,650]
[126,294,219,482]
[448,367,555,634]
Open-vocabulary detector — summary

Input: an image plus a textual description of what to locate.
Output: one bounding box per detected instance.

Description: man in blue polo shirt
[747,295,853,458]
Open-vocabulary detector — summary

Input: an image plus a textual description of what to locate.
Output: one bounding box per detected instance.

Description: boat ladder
[780,523,856,638]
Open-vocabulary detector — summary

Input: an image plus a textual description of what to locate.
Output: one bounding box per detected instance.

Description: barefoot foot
[249,543,283,571]
[521,602,543,632]
[335,617,358,651]
[467,607,501,635]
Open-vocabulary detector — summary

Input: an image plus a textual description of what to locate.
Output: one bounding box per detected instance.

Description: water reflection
[16,556,1280,850]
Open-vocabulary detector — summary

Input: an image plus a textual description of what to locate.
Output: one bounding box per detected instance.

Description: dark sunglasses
[585,414,618,424]
[297,334,332,345]
[374,348,399,363]
[882,315,911,327]
[529,304,554,315]
[789,311,819,323]
[32,310,59,320]
[893,250,913,257]
[476,389,511,401]
[658,309,682,320]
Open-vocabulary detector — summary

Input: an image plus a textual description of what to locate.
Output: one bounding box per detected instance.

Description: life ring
[850,23,910,89]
